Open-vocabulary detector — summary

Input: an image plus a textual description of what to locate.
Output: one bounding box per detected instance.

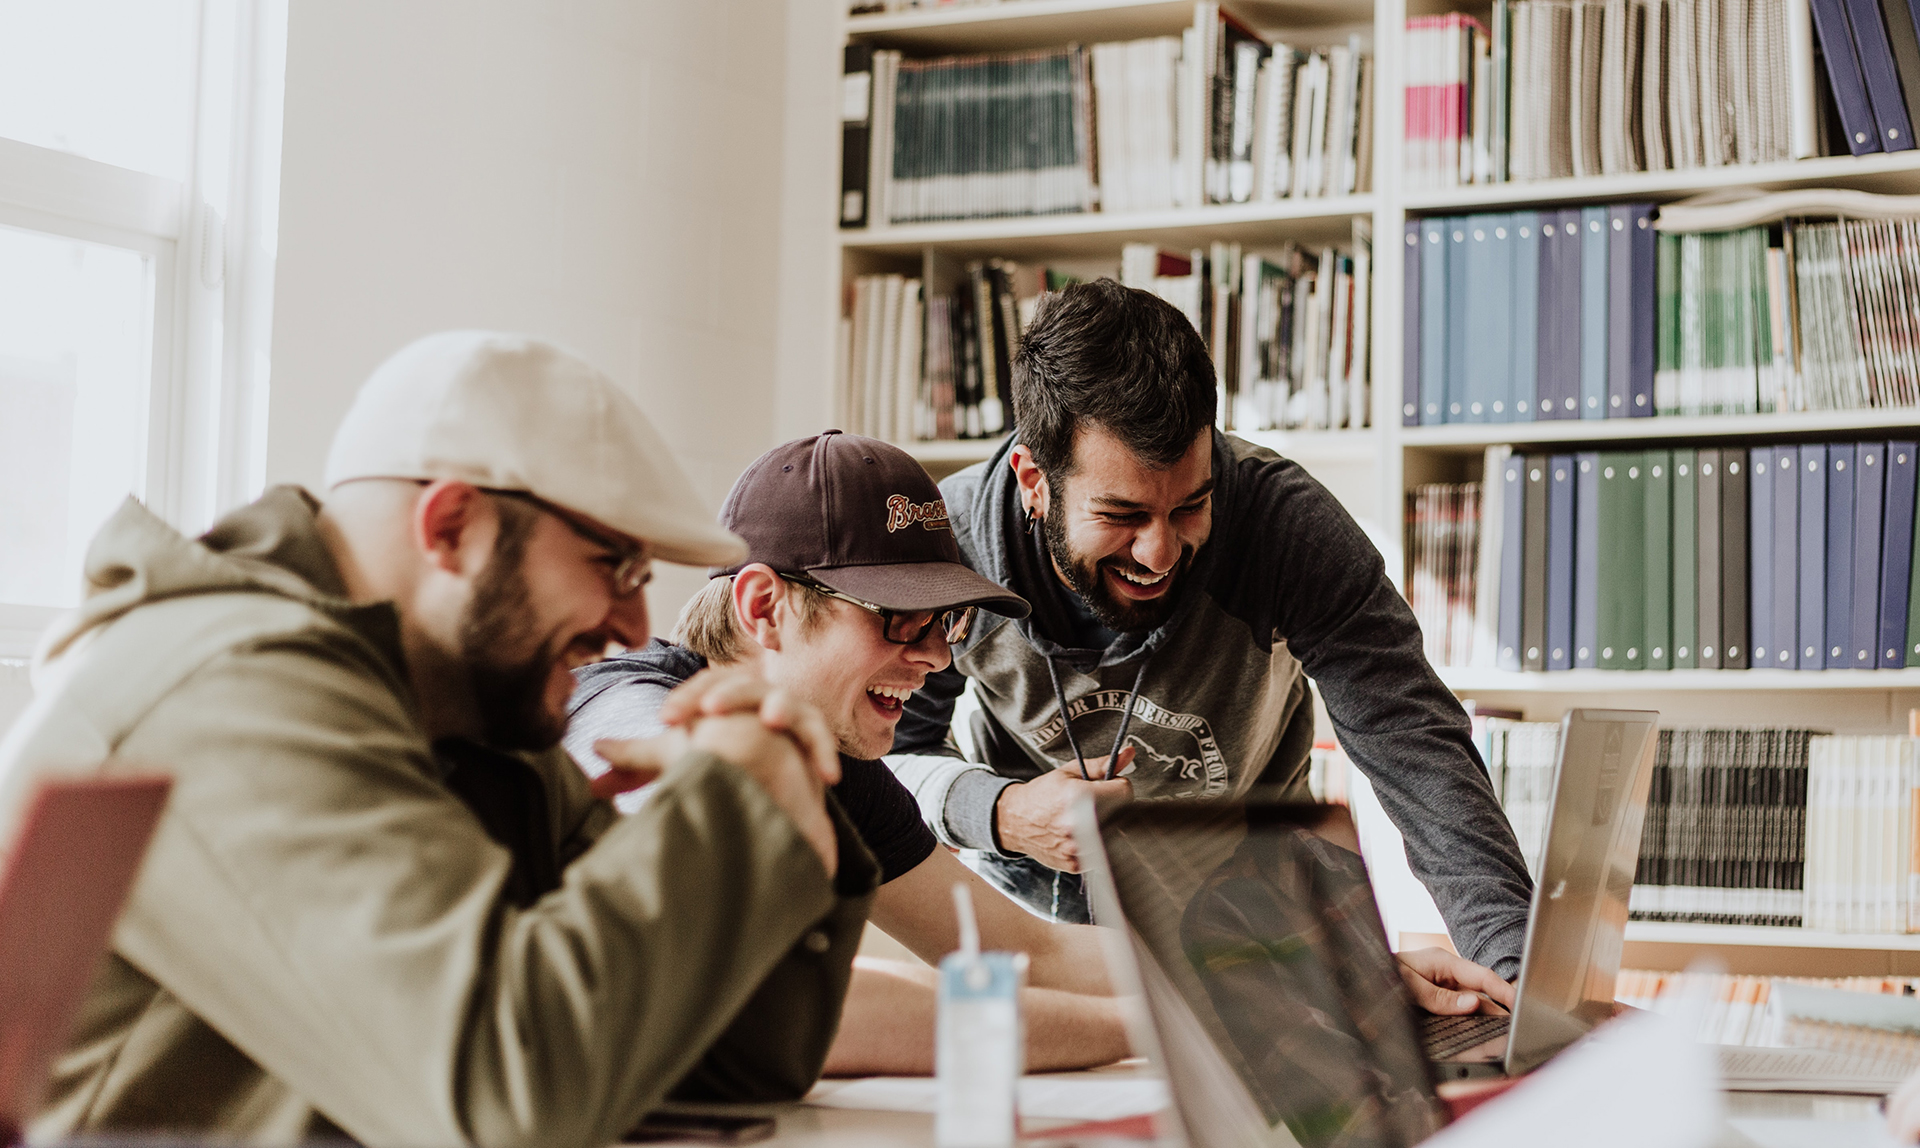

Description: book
[1576,451,1602,668]
[1752,448,1777,669]
[1523,454,1551,669]
[1808,0,1885,153]
[1408,482,1484,667]
[1548,453,1577,668]
[1853,443,1889,667]
[1474,445,1515,668]
[1828,443,1858,667]
[1698,448,1724,668]
[1510,211,1542,419]
[1499,452,1527,670]
[840,44,875,228]
[1801,442,1831,669]
[1647,449,1675,670]
[1674,449,1700,668]
[1723,450,1751,669]
[1773,444,1802,669]
[1598,451,1649,669]
[1403,222,1421,425]
[1581,205,1611,418]
[1881,442,1917,666]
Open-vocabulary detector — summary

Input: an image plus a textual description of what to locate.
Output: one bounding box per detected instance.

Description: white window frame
[0,0,287,660]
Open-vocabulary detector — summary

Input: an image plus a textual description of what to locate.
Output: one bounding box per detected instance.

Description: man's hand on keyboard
[1396,948,1516,1016]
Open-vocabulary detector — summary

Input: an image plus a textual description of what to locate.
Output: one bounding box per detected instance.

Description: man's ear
[412,480,495,576]
[1009,444,1050,518]
[731,564,786,654]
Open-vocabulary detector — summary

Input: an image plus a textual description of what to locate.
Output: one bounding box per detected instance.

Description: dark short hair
[1011,278,1216,477]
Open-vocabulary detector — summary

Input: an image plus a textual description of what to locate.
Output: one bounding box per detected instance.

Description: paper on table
[806,1075,1169,1122]
[1719,1047,1913,1095]
[1422,1009,1721,1148]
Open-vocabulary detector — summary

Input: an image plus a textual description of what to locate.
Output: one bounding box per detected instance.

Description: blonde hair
[673,574,832,664]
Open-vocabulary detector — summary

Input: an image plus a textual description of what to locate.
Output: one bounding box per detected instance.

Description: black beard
[458,536,568,752]
[1040,506,1190,634]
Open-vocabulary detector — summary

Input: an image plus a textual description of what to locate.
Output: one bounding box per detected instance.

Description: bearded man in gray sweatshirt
[888,279,1535,980]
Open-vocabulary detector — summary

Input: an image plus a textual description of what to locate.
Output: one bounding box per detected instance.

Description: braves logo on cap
[885,494,950,534]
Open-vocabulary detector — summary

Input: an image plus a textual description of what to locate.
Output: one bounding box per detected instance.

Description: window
[0,0,287,657]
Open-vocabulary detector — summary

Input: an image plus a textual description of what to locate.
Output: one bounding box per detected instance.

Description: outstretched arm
[871,847,1113,996]
[823,958,1131,1077]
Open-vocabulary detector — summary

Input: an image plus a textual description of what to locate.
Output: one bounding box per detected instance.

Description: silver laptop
[1425,707,1660,1078]
[1073,708,1659,1147]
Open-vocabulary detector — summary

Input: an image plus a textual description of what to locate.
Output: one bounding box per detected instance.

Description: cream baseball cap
[323,330,746,567]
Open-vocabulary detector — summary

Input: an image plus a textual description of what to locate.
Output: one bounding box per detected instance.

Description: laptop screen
[1082,800,1443,1148]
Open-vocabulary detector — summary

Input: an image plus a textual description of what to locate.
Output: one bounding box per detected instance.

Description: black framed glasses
[786,576,976,645]
[485,489,651,598]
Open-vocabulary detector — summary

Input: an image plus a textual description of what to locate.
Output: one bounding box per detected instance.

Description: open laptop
[0,775,170,1139]
[1073,708,1658,1147]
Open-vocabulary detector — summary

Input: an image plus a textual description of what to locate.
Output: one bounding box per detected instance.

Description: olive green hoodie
[0,487,877,1147]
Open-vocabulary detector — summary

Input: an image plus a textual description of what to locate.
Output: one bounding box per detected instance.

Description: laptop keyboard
[1421,1012,1510,1060]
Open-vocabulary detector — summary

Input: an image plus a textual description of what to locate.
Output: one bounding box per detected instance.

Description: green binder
[1672,450,1698,669]
[1597,452,1648,670]
[1645,450,1674,671]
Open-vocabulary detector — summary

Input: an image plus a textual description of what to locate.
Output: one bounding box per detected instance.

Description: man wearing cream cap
[0,332,873,1146]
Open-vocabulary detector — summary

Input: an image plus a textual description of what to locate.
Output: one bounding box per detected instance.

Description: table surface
[648,1076,1902,1148]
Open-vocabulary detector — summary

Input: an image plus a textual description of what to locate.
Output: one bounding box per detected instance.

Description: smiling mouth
[1107,564,1172,599]
[866,683,915,718]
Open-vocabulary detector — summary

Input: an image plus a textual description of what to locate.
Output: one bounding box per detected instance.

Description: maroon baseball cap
[715,431,1030,618]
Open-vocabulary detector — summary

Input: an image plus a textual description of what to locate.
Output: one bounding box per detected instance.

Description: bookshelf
[824,0,1920,971]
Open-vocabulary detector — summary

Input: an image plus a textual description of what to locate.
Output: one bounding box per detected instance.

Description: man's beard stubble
[459,519,569,752]
[1039,499,1190,634]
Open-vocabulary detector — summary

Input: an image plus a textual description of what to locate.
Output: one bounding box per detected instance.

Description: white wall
[268,0,819,617]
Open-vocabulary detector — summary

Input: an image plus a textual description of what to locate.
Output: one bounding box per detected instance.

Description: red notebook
[0,775,170,1140]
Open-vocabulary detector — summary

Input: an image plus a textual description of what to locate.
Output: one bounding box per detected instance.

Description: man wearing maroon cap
[565,432,1142,1075]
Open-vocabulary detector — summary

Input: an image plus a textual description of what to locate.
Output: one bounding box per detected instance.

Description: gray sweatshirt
[888,430,1533,976]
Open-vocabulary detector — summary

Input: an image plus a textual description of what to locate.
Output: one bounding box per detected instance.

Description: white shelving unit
[829,0,1920,973]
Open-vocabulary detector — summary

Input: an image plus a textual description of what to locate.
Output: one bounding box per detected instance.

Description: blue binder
[1511,212,1541,422]
[1420,217,1448,423]
[1580,206,1610,419]
[1403,221,1421,425]
[1463,215,1506,423]
[1607,207,1634,420]
[1810,0,1888,153]
[1799,444,1829,669]
[1827,444,1857,668]
[1844,0,1918,149]
[1772,445,1800,669]
[1751,448,1775,669]
[1574,451,1601,667]
[1852,443,1889,667]
[1880,441,1918,666]
[1547,453,1576,668]
[1447,218,1470,422]
[1627,204,1657,417]
[1498,453,1526,670]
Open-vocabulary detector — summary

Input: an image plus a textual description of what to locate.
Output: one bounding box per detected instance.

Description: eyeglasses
[486,489,651,599]
[786,576,977,645]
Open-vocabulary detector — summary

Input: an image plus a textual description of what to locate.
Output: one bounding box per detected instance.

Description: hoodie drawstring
[1042,655,1149,923]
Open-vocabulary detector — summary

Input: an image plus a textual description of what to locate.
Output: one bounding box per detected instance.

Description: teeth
[867,684,914,701]
[1116,568,1167,586]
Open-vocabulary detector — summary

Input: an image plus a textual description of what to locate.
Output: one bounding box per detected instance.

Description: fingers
[589,766,661,799]
[1890,1073,1920,1142]
[657,666,771,726]
[1397,959,1481,1015]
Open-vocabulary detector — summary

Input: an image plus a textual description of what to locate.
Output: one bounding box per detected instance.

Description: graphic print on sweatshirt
[1024,689,1230,797]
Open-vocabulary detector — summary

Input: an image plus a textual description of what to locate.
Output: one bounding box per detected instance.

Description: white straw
[952,882,980,959]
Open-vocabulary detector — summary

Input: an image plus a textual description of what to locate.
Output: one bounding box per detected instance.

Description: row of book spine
[1405,0,1920,192]
[1471,718,1920,932]
[1403,206,1920,425]
[1406,482,1482,669]
[1122,235,1372,434]
[1468,440,1920,674]
[840,3,1372,228]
